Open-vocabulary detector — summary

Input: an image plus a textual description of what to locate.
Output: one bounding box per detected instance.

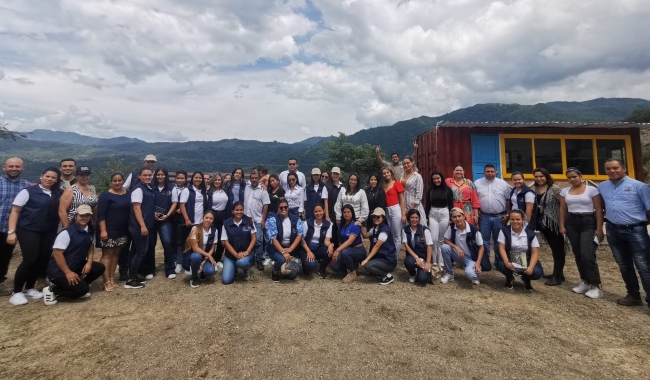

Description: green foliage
[624,107,650,123]
[319,133,382,184]
[92,157,137,193]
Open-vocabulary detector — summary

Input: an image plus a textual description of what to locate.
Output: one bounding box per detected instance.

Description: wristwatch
[7,230,14,235]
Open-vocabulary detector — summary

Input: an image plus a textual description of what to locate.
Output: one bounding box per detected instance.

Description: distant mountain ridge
[3,97,647,181]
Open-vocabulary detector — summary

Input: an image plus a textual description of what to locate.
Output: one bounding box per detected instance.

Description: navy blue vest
[449,223,492,271]
[327,182,344,218]
[18,185,59,232]
[225,181,246,218]
[275,214,300,247]
[404,224,429,259]
[304,218,331,245]
[500,225,536,262]
[129,182,156,229]
[47,223,93,280]
[510,185,533,212]
[223,217,255,259]
[153,183,174,215]
[305,183,325,219]
[370,223,396,265]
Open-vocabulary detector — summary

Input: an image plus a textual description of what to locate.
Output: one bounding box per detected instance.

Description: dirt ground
[1,241,649,380]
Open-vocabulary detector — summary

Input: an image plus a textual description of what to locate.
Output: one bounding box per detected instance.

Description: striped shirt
[0,176,31,232]
[66,184,98,222]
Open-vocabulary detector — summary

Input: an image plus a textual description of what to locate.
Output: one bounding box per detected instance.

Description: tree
[624,107,650,123]
[0,123,26,141]
[319,133,383,184]
[93,157,136,193]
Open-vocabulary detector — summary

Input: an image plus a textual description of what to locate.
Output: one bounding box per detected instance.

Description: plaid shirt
[0,175,31,232]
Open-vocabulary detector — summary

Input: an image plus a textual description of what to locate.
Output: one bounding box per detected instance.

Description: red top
[384,181,404,207]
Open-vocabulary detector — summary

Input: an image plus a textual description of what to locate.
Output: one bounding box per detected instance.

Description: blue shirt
[0,176,31,232]
[339,222,362,246]
[598,176,650,225]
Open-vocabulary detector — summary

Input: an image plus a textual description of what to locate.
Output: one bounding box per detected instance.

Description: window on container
[534,139,562,175]
[596,139,626,174]
[565,139,595,175]
[505,138,533,174]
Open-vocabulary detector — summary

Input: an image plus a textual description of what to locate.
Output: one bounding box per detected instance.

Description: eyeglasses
[289,178,297,181]
[278,206,288,210]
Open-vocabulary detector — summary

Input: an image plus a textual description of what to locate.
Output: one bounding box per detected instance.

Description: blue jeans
[269,247,299,279]
[253,222,265,263]
[128,227,150,281]
[480,214,503,263]
[221,254,251,284]
[607,224,650,302]
[185,252,216,280]
[330,246,367,272]
[177,225,192,265]
[156,221,175,275]
[404,255,431,284]
[298,243,329,273]
[496,260,544,280]
[441,244,478,280]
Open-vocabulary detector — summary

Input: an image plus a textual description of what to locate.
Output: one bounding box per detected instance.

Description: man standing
[59,158,76,189]
[474,164,511,265]
[244,170,270,271]
[327,167,345,247]
[0,158,31,295]
[375,146,404,180]
[124,154,157,190]
[598,158,650,308]
[279,158,306,190]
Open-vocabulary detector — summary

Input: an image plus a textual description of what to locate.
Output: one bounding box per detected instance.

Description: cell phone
[593,236,600,246]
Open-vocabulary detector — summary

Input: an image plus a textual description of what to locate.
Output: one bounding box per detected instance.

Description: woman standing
[531,168,566,286]
[221,202,256,284]
[402,209,433,286]
[304,169,329,220]
[43,205,105,305]
[299,204,333,278]
[445,164,480,225]
[266,199,304,282]
[497,210,543,291]
[7,167,63,305]
[330,205,366,284]
[424,170,453,269]
[364,173,386,228]
[559,168,604,299]
[58,166,98,228]
[267,174,286,217]
[225,168,246,218]
[208,173,228,270]
[172,171,188,274]
[180,171,208,232]
[125,167,156,289]
[184,212,218,288]
[358,208,398,285]
[382,167,406,258]
[508,172,534,223]
[335,174,369,225]
[97,172,131,291]
[401,157,426,226]
[284,172,305,218]
[151,168,177,279]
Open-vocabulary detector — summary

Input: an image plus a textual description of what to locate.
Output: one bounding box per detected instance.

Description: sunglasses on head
[278,206,289,210]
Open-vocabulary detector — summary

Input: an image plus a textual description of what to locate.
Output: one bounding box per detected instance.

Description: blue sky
[1,0,649,142]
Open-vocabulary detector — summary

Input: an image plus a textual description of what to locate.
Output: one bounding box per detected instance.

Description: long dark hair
[287,172,299,189]
[366,173,380,191]
[429,170,449,189]
[227,167,245,189]
[42,167,63,200]
[340,204,357,227]
[154,167,170,189]
[532,167,554,186]
[189,171,207,193]
[345,174,360,196]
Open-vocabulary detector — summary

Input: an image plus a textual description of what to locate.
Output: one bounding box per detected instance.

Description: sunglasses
[145,160,156,164]
[321,176,329,179]
[278,206,289,210]
[373,215,383,219]
[288,163,297,166]
[289,178,297,181]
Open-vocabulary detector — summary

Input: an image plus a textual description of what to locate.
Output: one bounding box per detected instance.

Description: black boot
[545,276,562,286]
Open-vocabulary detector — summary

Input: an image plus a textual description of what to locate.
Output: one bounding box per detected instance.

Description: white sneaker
[23,288,43,300]
[145,274,154,280]
[572,282,590,294]
[9,292,28,306]
[440,273,454,284]
[243,270,251,281]
[216,262,223,270]
[175,264,183,274]
[263,258,272,266]
[185,270,191,275]
[585,285,603,299]
[409,275,416,283]
[189,279,199,288]
[43,286,57,306]
[167,274,177,279]
[80,292,91,299]
[472,279,480,286]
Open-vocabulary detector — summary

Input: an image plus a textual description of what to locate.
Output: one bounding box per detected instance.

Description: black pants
[0,231,16,283]
[50,261,105,298]
[212,210,227,263]
[542,227,566,277]
[565,213,601,285]
[14,229,57,293]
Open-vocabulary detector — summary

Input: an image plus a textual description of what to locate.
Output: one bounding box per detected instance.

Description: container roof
[438,121,646,129]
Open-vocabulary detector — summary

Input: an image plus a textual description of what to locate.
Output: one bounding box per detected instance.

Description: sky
[0,0,649,143]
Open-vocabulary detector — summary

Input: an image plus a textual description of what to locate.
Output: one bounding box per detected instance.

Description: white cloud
[0,0,648,142]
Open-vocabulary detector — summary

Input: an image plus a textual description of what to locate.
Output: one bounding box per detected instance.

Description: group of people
[1,149,649,309]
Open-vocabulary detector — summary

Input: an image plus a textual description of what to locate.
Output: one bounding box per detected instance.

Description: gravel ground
[1,244,649,380]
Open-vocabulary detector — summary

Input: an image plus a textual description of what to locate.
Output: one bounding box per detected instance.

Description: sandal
[103,282,114,291]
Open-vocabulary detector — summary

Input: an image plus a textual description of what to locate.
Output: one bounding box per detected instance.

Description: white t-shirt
[560,186,599,213]
[12,186,52,206]
[401,227,434,246]
[281,218,292,246]
[444,223,484,256]
[171,186,185,203]
[210,190,228,212]
[123,173,133,190]
[497,229,540,252]
[220,220,257,241]
[510,188,535,211]
[302,220,333,245]
[180,186,205,225]
[190,226,217,247]
[131,188,143,203]
[303,184,329,201]
[53,226,89,250]
[368,227,389,243]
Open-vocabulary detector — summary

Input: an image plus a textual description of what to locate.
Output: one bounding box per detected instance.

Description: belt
[568,212,595,216]
[605,219,647,229]
[481,211,505,217]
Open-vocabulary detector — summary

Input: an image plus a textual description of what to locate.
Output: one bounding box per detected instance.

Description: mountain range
[2,97,648,182]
